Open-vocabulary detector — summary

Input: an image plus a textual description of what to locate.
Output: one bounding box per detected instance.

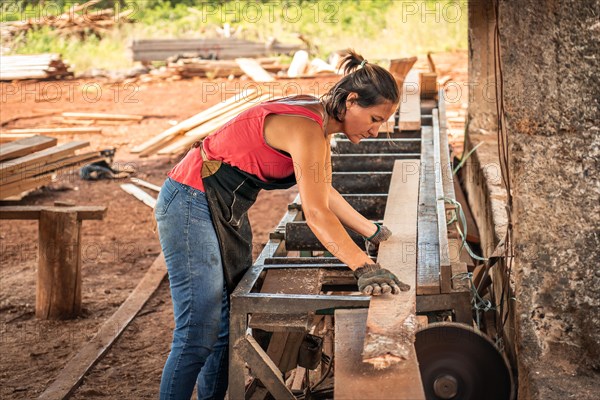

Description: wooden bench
[0,205,107,319]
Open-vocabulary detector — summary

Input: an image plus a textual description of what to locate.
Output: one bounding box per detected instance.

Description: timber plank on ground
[38,253,167,400]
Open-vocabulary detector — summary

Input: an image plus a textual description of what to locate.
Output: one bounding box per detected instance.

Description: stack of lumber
[0,54,73,81]
[132,38,303,62]
[131,89,273,157]
[0,135,100,200]
[0,0,133,40]
[165,57,286,80]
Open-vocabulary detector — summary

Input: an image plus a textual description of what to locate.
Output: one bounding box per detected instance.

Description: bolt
[433,374,458,399]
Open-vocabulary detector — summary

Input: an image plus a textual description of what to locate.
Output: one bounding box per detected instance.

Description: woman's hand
[354,263,410,295]
[366,223,392,246]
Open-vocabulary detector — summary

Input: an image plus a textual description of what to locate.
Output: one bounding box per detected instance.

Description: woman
[155,51,410,399]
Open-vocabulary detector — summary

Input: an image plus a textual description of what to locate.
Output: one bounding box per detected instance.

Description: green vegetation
[2,1,467,73]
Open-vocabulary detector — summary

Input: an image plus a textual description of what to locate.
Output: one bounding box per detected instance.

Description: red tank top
[168,96,324,192]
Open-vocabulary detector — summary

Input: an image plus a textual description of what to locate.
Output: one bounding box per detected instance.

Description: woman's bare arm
[327,186,378,238]
[267,116,373,270]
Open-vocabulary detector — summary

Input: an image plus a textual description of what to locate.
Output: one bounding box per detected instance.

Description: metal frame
[228,95,475,399]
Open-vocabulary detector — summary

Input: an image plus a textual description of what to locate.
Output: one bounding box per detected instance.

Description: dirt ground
[0,51,467,399]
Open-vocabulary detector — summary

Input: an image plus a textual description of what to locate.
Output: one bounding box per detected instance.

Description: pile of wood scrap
[285,50,339,78]
[0,54,73,81]
[0,0,133,40]
[139,57,287,81]
[0,135,101,200]
[132,38,304,63]
[131,89,272,157]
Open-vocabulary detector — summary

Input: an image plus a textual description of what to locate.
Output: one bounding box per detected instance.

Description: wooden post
[37,209,82,319]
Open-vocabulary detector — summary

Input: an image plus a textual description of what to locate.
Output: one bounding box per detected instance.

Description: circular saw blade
[415,322,514,400]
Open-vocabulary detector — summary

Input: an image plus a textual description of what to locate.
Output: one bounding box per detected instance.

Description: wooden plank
[419,71,438,99]
[62,112,143,121]
[335,309,425,399]
[399,70,421,131]
[0,141,89,176]
[3,128,102,135]
[157,93,272,155]
[437,93,456,201]
[38,253,167,400]
[362,160,421,369]
[417,126,441,295]
[0,172,54,200]
[0,133,36,143]
[0,135,57,162]
[131,89,258,155]
[433,110,452,293]
[388,57,417,86]
[130,177,161,192]
[1,152,100,186]
[235,335,295,400]
[236,58,275,82]
[152,92,266,155]
[0,206,106,220]
[120,184,157,209]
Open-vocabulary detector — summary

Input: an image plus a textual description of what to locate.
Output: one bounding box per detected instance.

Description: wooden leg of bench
[36,210,82,319]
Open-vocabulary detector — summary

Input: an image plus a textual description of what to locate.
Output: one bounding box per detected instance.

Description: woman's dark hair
[322,50,399,122]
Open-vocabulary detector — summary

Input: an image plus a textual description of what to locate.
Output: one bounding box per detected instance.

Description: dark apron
[201,153,295,293]
[199,96,325,293]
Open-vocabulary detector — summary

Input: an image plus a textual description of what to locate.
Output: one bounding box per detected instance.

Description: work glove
[364,223,392,256]
[354,263,411,296]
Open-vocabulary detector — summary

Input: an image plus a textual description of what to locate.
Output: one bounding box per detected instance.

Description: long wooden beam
[335,309,425,399]
[362,160,421,368]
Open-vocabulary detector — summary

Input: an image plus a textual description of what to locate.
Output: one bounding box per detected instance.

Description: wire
[492,0,516,340]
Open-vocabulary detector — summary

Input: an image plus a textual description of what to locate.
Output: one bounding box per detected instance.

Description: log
[362,160,421,368]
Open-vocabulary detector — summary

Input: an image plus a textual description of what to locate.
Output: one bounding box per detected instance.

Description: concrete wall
[467,0,599,398]
[500,0,599,398]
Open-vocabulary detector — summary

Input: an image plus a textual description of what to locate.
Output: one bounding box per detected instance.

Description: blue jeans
[155,178,229,400]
